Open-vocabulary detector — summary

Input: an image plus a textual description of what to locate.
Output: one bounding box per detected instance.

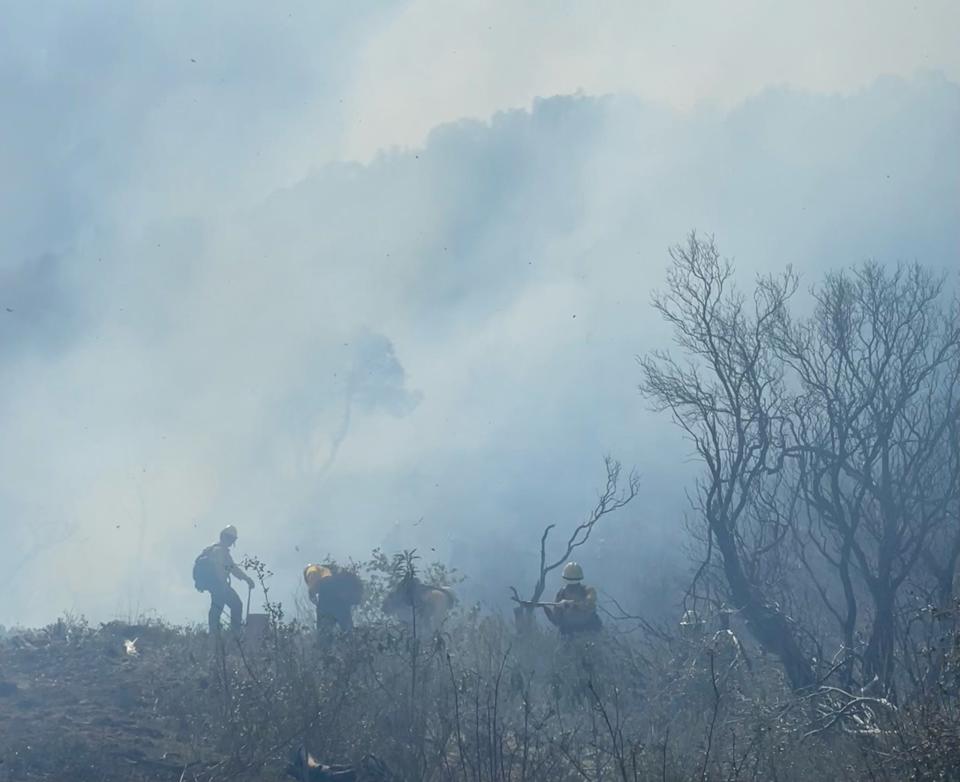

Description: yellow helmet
[562,562,584,581]
[303,564,333,590]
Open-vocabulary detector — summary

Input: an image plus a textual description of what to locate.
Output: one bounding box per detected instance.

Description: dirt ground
[0,622,231,781]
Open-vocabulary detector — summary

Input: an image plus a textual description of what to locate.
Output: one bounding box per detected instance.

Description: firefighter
[193,525,255,635]
[304,563,364,633]
[382,575,456,632]
[542,562,602,636]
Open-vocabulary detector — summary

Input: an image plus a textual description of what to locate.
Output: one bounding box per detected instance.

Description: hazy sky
[2,2,958,626]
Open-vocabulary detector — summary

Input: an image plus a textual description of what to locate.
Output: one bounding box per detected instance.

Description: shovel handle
[245,584,252,622]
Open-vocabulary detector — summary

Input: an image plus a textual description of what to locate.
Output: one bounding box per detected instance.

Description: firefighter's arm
[227,554,254,586]
[235,567,255,587]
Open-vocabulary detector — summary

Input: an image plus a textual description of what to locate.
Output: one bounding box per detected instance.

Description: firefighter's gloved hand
[244,576,255,588]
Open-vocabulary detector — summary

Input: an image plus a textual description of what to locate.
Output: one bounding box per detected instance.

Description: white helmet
[220,525,238,543]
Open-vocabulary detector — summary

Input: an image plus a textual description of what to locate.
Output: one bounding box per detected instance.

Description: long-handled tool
[513,599,562,609]
[509,586,561,609]
[245,583,252,624]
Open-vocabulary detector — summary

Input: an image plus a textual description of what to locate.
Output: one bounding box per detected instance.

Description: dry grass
[2,567,958,781]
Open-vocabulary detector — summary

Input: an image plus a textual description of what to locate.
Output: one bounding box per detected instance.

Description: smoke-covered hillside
[2,4,960,779]
[2,74,958,626]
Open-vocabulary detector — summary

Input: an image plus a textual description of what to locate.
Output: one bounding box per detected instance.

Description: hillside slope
[0,620,266,781]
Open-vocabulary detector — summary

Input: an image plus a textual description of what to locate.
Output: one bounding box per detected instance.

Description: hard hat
[562,562,584,581]
[220,525,238,543]
[303,564,332,589]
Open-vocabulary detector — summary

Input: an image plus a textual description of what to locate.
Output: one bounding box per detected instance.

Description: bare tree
[510,456,640,630]
[776,263,960,693]
[638,233,814,689]
[641,235,960,696]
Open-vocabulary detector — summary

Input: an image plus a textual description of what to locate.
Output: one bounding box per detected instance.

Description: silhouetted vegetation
[640,235,960,700]
[3,552,960,780]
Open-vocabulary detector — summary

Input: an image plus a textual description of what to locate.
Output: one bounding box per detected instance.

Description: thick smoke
[0,73,957,626]
[319,331,423,476]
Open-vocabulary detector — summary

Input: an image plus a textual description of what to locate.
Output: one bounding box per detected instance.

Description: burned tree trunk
[712,522,814,689]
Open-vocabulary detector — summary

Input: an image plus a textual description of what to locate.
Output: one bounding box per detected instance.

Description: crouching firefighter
[542,562,602,637]
[193,525,255,635]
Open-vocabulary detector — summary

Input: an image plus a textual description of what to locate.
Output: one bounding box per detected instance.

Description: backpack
[192,546,217,592]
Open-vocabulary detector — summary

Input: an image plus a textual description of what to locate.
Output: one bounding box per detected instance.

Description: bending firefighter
[542,562,602,636]
[193,525,255,635]
[304,563,363,633]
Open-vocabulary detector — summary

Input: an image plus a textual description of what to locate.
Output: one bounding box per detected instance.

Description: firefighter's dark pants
[209,581,243,634]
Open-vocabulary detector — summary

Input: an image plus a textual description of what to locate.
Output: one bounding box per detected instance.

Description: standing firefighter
[304,563,364,633]
[542,562,602,636]
[193,525,255,635]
